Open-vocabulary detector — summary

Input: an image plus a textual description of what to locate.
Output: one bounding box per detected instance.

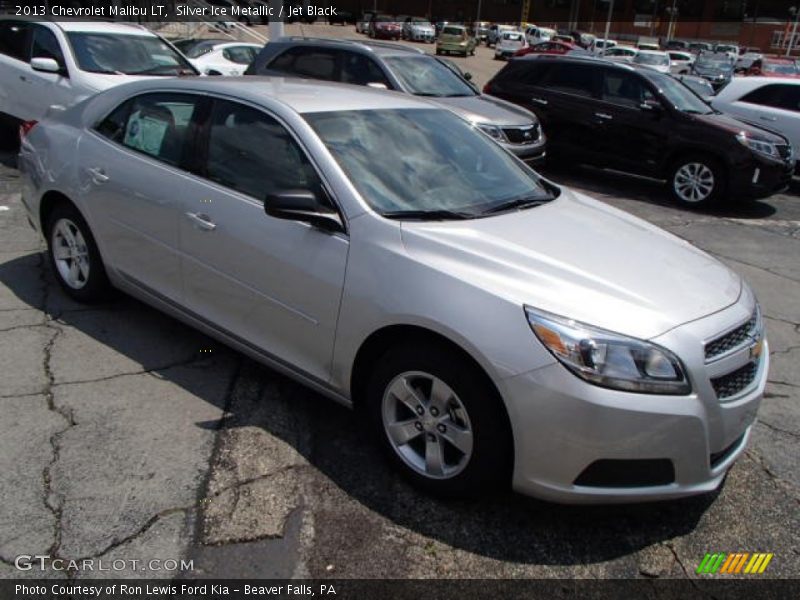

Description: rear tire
[45,203,111,303]
[366,342,512,497]
[668,154,726,208]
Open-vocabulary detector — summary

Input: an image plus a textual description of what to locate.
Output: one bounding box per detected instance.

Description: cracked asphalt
[1,112,799,580]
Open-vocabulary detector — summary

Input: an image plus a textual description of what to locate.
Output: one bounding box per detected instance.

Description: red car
[369,14,402,40]
[748,56,800,78]
[514,40,576,57]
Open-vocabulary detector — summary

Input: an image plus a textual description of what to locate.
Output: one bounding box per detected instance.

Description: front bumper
[500,299,766,503]
[409,31,435,42]
[502,138,546,161]
[731,153,794,199]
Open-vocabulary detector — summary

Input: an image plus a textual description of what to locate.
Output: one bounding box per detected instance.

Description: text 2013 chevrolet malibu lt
[19,78,767,503]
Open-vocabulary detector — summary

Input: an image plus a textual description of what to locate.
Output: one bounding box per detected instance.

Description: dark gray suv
[245,37,546,161]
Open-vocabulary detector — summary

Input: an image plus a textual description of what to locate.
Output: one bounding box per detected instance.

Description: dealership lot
[0,21,799,580]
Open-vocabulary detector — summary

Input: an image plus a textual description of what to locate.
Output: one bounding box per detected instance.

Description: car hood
[399,189,741,340]
[433,94,536,126]
[692,110,787,144]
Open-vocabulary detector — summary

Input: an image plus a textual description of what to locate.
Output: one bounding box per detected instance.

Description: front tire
[668,154,725,207]
[45,204,111,302]
[367,343,512,497]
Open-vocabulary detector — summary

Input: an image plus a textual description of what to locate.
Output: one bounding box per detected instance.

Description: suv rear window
[0,20,30,61]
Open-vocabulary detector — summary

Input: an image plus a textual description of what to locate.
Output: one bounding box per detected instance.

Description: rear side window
[204,100,323,202]
[0,20,30,61]
[268,47,339,81]
[31,26,66,68]
[539,63,598,97]
[740,84,800,113]
[96,93,200,166]
[223,46,257,65]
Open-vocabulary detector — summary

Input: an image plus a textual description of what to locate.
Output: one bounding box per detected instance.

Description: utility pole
[602,0,614,55]
[476,0,482,26]
[788,6,800,57]
[268,0,283,39]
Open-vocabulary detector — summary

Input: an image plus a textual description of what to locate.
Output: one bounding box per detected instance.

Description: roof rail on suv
[276,36,425,54]
[343,38,426,54]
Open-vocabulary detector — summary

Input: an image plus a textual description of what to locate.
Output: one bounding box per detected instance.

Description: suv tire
[668,154,726,207]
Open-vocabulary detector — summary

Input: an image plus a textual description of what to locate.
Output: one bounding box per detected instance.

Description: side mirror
[640,100,663,113]
[31,57,63,75]
[265,190,344,233]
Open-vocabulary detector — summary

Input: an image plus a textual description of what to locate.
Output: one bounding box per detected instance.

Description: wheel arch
[662,145,731,179]
[39,189,78,233]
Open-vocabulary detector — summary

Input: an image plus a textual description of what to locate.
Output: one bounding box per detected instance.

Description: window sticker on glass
[124,110,170,157]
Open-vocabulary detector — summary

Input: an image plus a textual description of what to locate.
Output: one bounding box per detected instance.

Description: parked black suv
[484,56,794,206]
[246,37,546,161]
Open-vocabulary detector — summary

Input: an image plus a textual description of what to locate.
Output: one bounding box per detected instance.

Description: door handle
[595,112,613,120]
[759,115,777,122]
[87,167,109,183]
[531,97,548,106]
[185,212,217,231]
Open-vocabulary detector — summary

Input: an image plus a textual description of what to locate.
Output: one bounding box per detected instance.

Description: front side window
[602,72,655,107]
[205,100,322,202]
[96,94,199,166]
[304,108,552,218]
[67,33,195,75]
[31,26,66,68]
[0,20,30,61]
[340,52,390,86]
[384,56,475,97]
[640,70,712,114]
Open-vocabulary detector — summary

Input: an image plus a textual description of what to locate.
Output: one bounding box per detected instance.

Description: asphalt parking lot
[1,22,799,581]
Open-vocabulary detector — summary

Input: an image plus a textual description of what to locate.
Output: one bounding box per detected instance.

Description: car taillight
[19,120,38,140]
[483,83,492,94]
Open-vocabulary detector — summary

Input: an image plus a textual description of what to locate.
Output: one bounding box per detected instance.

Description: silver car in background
[19,78,767,503]
[402,17,436,43]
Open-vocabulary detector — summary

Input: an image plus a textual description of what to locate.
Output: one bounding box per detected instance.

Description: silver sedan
[19,77,767,503]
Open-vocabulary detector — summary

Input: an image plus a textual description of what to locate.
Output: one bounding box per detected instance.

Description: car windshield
[384,56,476,97]
[678,77,713,97]
[304,109,553,218]
[502,33,524,42]
[696,56,732,71]
[442,26,465,36]
[643,70,713,113]
[634,53,669,66]
[67,33,195,75]
[764,61,799,74]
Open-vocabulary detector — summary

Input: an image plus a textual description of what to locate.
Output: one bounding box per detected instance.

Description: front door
[178,98,349,382]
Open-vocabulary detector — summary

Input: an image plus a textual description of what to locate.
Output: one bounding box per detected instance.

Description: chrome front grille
[711,362,758,400]
[705,312,758,361]
[776,143,793,162]
[502,124,540,145]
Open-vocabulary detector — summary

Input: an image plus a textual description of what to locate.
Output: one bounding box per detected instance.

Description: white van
[524,26,556,46]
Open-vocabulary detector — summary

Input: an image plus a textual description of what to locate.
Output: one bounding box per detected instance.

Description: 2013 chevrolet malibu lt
[19,78,767,503]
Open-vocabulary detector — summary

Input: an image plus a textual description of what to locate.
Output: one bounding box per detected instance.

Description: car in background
[712,77,800,162]
[632,50,672,74]
[590,38,617,55]
[484,56,793,206]
[524,25,557,46]
[189,42,261,75]
[736,51,763,72]
[672,73,715,102]
[486,24,518,47]
[172,38,231,58]
[637,42,660,51]
[746,56,800,78]
[665,39,689,51]
[402,17,436,43]
[553,34,576,44]
[356,11,376,34]
[246,38,545,161]
[514,40,577,57]
[436,24,477,57]
[714,43,739,60]
[603,46,638,62]
[691,52,734,90]
[689,41,714,54]
[570,30,596,49]
[474,21,491,44]
[494,31,526,60]
[0,18,197,129]
[668,50,694,73]
[368,14,402,40]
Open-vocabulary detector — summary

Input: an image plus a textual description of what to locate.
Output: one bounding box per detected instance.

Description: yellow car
[436,25,477,57]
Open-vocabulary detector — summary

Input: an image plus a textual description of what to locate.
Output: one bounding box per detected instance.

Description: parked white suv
[0,19,197,128]
[712,77,800,163]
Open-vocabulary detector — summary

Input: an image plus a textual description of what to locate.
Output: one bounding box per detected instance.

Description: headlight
[736,132,780,160]
[525,306,691,395]
[477,123,506,141]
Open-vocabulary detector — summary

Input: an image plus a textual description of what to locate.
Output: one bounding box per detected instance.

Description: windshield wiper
[129,64,187,75]
[381,209,474,220]
[481,195,553,215]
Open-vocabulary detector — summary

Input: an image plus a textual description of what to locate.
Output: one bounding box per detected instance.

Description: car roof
[636,49,668,56]
[104,76,434,114]
[275,36,425,57]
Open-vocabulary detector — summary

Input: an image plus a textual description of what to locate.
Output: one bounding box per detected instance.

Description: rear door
[78,92,203,302]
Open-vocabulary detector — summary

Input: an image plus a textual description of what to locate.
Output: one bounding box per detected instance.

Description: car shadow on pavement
[540,164,780,220]
[0,252,717,569]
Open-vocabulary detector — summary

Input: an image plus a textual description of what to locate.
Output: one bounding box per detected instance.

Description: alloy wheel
[673,162,715,203]
[381,371,474,479]
[51,218,90,289]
